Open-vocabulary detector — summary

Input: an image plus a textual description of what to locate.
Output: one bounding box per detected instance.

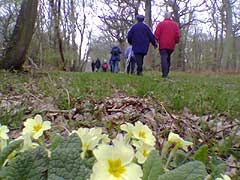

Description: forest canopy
[0,0,240,71]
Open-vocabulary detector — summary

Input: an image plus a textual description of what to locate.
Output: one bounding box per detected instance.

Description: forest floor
[0,70,239,179]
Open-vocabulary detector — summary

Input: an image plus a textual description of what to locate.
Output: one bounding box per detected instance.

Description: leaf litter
[0,82,239,177]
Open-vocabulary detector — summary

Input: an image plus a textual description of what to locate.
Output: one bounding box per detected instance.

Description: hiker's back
[110,46,122,73]
[110,46,121,61]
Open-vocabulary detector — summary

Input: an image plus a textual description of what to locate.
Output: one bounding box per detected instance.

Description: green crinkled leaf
[50,134,64,151]
[157,161,208,180]
[0,147,48,180]
[0,139,23,168]
[142,150,164,180]
[174,150,188,166]
[48,133,94,180]
[192,145,208,164]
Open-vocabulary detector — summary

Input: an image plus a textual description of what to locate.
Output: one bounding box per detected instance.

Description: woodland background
[0,1,240,179]
[0,0,240,72]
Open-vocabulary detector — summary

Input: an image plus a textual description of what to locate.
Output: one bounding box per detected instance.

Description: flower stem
[165,144,179,169]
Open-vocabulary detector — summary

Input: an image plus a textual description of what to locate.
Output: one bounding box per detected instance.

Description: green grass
[0,70,240,119]
[1,70,240,179]
[48,71,240,118]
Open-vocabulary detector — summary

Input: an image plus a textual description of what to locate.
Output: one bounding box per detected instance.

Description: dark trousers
[127,57,136,74]
[160,49,173,77]
[135,54,145,75]
[111,61,119,73]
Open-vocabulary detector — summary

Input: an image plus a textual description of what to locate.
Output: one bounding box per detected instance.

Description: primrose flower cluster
[0,115,51,152]
[73,121,157,180]
[0,114,232,180]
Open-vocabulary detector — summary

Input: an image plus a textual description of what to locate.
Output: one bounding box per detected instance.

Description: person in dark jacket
[95,58,101,72]
[109,46,121,73]
[127,15,157,76]
[154,12,180,78]
[91,60,95,72]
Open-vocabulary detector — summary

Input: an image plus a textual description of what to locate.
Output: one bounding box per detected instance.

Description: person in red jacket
[154,12,180,78]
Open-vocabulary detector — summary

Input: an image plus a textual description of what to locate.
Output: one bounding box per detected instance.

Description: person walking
[91,60,95,72]
[127,15,157,76]
[154,12,180,78]
[102,60,109,72]
[124,45,136,74]
[95,58,101,72]
[109,46,121,73]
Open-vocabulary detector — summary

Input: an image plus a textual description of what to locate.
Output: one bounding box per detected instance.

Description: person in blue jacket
[127,15,157,75]
[109,46,121,73]
[95,58,101,72]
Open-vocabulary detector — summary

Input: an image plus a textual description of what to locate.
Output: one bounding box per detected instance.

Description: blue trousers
[111,61,119,73]
[160,49,173,77]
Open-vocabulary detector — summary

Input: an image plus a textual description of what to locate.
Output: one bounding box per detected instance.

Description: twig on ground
[107,109,124,113]
[24,88,44,102]
[209,124,239,138]
[46,109,72,113]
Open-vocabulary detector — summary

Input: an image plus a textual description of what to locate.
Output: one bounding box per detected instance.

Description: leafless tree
[162,0,206,71]
[0,0,39,70]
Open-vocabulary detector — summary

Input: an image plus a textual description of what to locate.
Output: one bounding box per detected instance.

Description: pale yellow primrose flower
[22,133,39,151]
[101,134,111,144]
[168,132,193,151]
[120,123,135,137]
[14,134,39,152]
[133,140,155,164]
[132,121,156,146]
[2,134,40,167]
[90,140,143,180]
[216,174,231,180]
[73,127,104,158]
[0,125,9,140]
[23,114,51,139]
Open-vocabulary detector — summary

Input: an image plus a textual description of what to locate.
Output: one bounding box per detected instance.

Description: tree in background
[0,0,38,70]
[0,0,21,52]
[96,0,137,69]
[221,0,235,71]
[0,0,239,72]
[162,0,207,71]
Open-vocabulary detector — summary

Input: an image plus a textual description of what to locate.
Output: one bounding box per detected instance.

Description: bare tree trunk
[70,0,78,71]
[219,15,224,69]
[56,0,66,70]
[209,0,220,71]
[212,31,219,71]
[222,0,234,71]
[169,0,185,71]
[119,39,126,70]
[144,0,154,70]
[49,0,58,49]
[49,0,66,70]
[0,0,38,70]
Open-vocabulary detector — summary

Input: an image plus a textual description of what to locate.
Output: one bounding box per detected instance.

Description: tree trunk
[170,1,184,71]
[0,0,39,70]
[222,0,234,71]
[56,0,66,70]
[144,0,154,70]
